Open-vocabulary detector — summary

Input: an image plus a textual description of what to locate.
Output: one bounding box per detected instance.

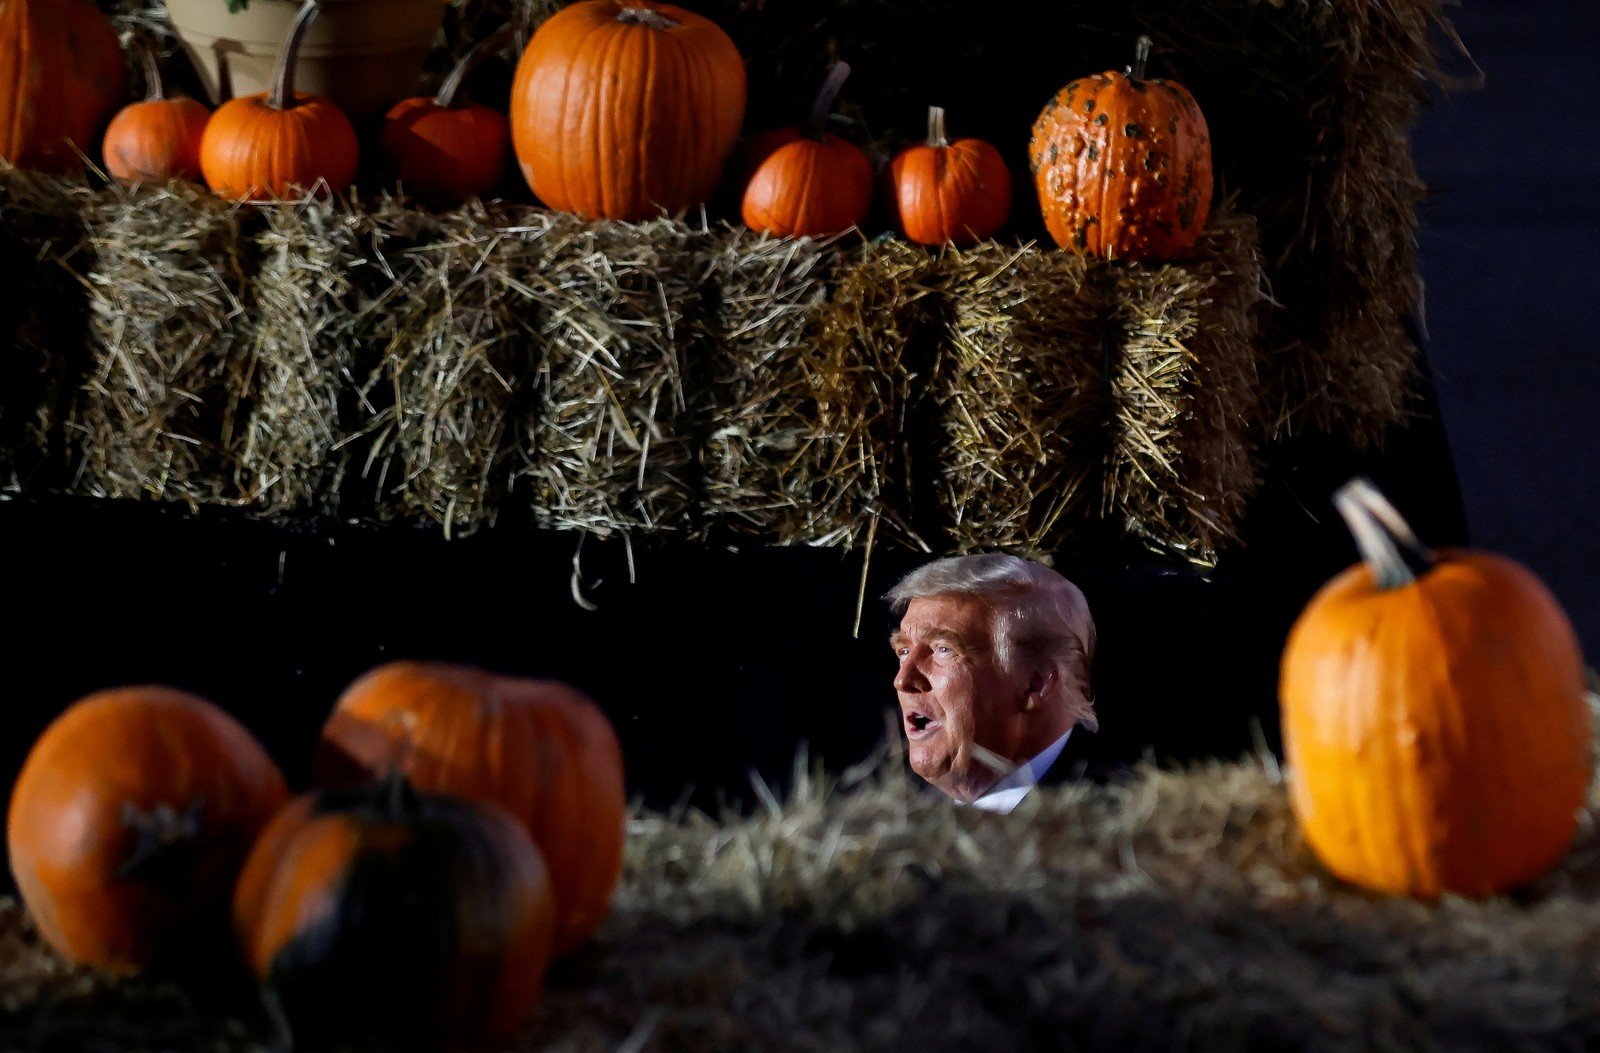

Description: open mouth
[905,711,942,738]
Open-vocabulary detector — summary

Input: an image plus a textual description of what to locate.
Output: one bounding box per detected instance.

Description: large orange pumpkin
[1028,35,1212,261]
[312,660,626,955]
[740,62,873,238]
[6,686,289,973]
[1279,477,1593,899]
[509,0,746,220]
[199,0,360,201]
[885,105,1011,247]
[0,0,127,172]
[102,33,212,183]
[234,776,554,1052]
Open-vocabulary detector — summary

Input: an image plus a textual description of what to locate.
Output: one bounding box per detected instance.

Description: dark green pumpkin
[232,775,555,1052]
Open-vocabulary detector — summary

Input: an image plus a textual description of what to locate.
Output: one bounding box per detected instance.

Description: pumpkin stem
[115,798,205,879]
[806,61,852,141]
[131,31,167,104]
[268,0,322,112]
[1130,34,1153,83]
[925,105,949,148]
[434,22,518,110]
[1332,476,1436,589]
[380,768,421,816]
[615,6,681,30]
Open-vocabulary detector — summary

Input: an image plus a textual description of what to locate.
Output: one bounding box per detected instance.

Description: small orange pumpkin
[510,0,746,220]
[740,62,874,238]
[199,0,360,201]
[885,105,1011,247]
[1280,477,1593,899]
[1029,35,1213,261]
[5,685,289,974]
[312,660,626,956]
[233,775,554,1052]
[380,23,515,202]
[102,33,212,183]
[0,0,127,172]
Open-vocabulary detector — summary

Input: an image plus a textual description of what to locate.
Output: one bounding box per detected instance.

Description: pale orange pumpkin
[311,660,626,956]
[0,0,126,172]
[886,105,1011,247]
[740,62,873,238]
[102,33,212,183]
[199,0,360,201]
[1279,477,1593,899]
[510,0,746,221]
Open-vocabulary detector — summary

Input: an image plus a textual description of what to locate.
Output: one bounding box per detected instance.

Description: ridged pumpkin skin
[6,686,289,973]
[381,96,509,202]
[233,780,554,1052]
[510,0,746,220]
[312,661,626,956]
[103,40,211,183]
[1028,38,1212,261]
[740,127,873,238]
[1280,483,1592,899]
[887,106,1011,247]
[0,0,127,172]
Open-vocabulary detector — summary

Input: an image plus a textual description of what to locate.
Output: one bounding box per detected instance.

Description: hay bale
[933,243,1108,558]
[1103,205,1265,562]
[520,216,705,539]
[70,180,251,510]
[0,165,97,491]
[373,203,540,536]
[695,227,842,544]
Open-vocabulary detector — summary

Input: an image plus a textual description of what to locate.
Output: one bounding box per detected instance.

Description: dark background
[0,1,1591,853]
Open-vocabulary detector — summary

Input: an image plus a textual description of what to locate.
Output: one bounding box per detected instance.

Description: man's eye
[935,644,953,656]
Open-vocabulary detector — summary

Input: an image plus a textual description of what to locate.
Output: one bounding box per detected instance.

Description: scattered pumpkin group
[6,661,626,1049]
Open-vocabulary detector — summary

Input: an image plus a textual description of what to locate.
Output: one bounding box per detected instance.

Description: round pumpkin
[1279,476,1593,899]
[885,105,1011,247]
[312,660,626,956]
[380,24,514,202]
[0,0,127,172]
[233,775,554,1052]
[1028,35,1213,261]
[199,0,360,201]
[509,0,746,220]
[5,685,289,973]
[102,33,212,183]
[740,62,873,238]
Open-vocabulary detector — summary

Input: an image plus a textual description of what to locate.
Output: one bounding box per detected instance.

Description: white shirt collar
[961,729,1073,814]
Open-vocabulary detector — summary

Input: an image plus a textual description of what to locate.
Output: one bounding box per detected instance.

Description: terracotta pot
[163,0,446,121]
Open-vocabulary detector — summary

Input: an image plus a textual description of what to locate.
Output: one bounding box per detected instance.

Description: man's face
[890,593,1029,802]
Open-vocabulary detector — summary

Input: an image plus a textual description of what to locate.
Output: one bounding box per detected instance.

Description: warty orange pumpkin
[0,0,127,172]
[886,105,1011,247]
[311,660,626,956]
[510,0,746,221]
[199,0,360,201]
[1279,476,1593,899]
[102,32,212,183]
[740,62,874,239]
[1029,35,1212,261]
[5,685,289,974]
[233,775,554,1052]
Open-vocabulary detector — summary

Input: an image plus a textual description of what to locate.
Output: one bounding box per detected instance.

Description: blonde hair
[886,554,1098,731]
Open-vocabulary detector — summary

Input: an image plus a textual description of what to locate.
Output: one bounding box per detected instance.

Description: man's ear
[1022,664,1058,710]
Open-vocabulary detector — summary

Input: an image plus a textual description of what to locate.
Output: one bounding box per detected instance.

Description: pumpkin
[312,660,626,956]
[380,23,514,202]
[885,105,1011,247]
[1028,35,1213,261]
[233,775,554,1052]
[5,685,289,974]
[1279,476,1593,899]
[102,32,212,183]
[199,0,360,201]
[0,0,126,172]
[740,62,873,238]
[509,0,746,221]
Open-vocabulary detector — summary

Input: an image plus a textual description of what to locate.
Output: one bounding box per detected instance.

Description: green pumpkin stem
[132,31,167,104]
[1130,34,1153,83]
[269,0,322,111]
[435,23,518,109]
[1332,476,1436,589]
[925,105,949,148]
[806,61,851,141]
